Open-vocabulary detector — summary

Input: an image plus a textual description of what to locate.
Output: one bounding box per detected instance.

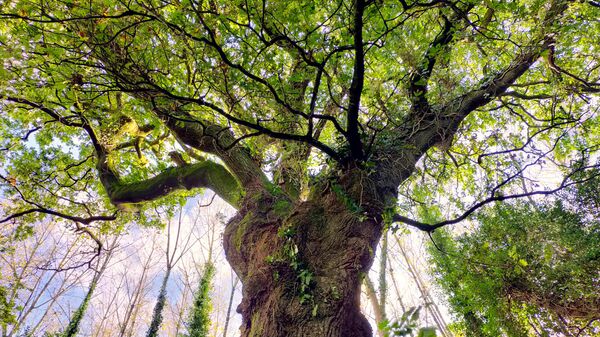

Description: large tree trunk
[224,170,390,337]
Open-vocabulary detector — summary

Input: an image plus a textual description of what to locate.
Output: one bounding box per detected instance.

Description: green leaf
[417,327,437,337]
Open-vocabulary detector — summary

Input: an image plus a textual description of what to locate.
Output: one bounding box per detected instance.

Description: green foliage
[185,263,214,337]
[379,307,438,337]
[428,193,600,336]
[0,285,16,331]
[330,180,368,221]
[0,0,600,334]
[0,222,34,330]
[269,223,316,305]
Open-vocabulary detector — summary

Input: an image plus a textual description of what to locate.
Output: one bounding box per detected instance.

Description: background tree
[0,220,100,337]
[1,0,599,336]
[0,197,237,337]
[146,206,198,337]
[0,219,34,332]
[62,235,118,337]
[184,263,215,337]
[428,175,600,337]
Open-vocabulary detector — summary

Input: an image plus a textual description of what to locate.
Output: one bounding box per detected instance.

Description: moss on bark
[106,161,243,207]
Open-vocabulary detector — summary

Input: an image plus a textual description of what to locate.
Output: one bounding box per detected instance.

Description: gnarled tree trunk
[224,168,395,337]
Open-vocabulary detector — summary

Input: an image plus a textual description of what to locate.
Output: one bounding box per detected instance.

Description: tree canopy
[1,0,599,336]
[428,175,600,336]
[1,0,599,224]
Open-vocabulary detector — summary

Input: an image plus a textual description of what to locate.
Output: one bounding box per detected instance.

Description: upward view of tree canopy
[0,0,599,336]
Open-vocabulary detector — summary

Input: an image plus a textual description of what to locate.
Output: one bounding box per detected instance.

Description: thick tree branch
[156,109,269,189]
[407,13,455,111]
[90,116,243,208]
[346,0,366,160]
[403,0,568,154]
[103,160,242,207]
[3,97,244,208]
[434,38,555,138]
[498,91,554,100]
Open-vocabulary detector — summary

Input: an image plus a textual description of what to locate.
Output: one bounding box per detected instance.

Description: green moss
[265,182,284,197]
[330,181,362,215]
[273,199,292,216]
[248,312,263,337]
[234,212,253,251]
[107,161,243,208]
[115,202,139,213]
[201,162,243,206]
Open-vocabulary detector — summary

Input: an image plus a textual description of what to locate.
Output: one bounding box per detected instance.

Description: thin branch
[393,163,600,232]
[0,208,116,225]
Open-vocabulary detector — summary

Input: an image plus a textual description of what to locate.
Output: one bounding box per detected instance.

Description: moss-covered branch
[102,160,243,208]
[159,112,268,189]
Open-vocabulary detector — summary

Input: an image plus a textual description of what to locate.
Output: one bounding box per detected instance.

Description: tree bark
[63,274,99,337]
[222,276,239,337]
[223,169,392,337]
[364,276,385,337]
[145,268,171,337]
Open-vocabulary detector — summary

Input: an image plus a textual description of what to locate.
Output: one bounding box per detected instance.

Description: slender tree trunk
[125,280,147,337]
[378,231,388,321]
[119,249,154,337]
[63,274,100,337]
[394,235,450,337]
[92,273,125,337]
[187,263,214,337]
[145,268,172,337]
[222,276,238,337]
[7,236,81,337]
[64,238,116,337]
[223,174,389,337]
[364,277,385,337]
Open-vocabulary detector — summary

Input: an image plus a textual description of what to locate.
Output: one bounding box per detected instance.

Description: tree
[146,207,198,337]
[0,220,98,337]
[185,263,215,337]
[117,232,161,337]
[428,177,600,336]
[0,221,33,332]
[62,235,118,337]
[1,0,599,336]
[221,271,239,337]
